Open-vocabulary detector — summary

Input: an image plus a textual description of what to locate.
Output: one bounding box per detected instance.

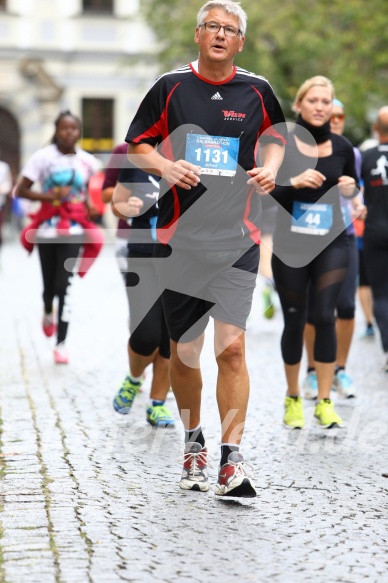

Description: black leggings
[38,241,82,344]
[364,236,388,352]
[306,235,358,322]
[272,235,349,364]
[126,250,170,359]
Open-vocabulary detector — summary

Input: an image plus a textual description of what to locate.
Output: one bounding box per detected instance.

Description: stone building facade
[0,0,159,179]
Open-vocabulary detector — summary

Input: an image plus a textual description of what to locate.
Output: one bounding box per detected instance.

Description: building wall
[0,0,160,174]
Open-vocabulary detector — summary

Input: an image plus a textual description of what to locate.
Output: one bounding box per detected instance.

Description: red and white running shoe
[215,452,256,498]
[179,442,210,492]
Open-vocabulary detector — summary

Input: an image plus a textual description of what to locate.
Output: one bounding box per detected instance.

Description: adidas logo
[211,92,223,100]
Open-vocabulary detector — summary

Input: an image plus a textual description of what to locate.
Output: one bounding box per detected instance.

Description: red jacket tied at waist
[20,201,104,277]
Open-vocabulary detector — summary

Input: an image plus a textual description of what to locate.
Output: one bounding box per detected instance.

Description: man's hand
[246,167,276,195]
[163,160,201,190]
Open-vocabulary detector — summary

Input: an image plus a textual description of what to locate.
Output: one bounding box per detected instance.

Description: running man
[124,0,286,497]
[361,106,388,372]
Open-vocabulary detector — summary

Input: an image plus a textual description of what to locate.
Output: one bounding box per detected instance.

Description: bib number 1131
[185,133,239,177]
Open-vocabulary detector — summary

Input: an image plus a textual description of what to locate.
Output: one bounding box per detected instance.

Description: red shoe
[42,313,56,337]
[215,452,256,498]
[179,442,210,492]
[53,344,69,365]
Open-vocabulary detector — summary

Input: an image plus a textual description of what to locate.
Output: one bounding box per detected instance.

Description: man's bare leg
[173,334,209,492]
[213,321,256,497]
[214,322,249,445]
[149,351,170,402]
[170,334,204,430]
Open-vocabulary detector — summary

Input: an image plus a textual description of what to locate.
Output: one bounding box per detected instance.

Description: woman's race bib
[291,201,333,235]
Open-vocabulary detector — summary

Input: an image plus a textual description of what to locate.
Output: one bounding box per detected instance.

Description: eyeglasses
[199,21,242,37]
[331,113,345,121]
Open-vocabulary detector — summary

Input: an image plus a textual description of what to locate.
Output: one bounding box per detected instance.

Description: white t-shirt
[21,144,99,238]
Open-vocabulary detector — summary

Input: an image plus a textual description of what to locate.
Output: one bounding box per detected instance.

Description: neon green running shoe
[146,403,175,427]
[113,375,143,414]
[314,399,342,428]
[283,396,305,429]
[262,284,275,319]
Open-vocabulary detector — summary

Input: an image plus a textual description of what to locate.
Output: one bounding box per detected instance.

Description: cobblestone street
[0,236,387,583]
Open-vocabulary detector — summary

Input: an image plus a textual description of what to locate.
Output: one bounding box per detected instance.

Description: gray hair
[197,1,247,36]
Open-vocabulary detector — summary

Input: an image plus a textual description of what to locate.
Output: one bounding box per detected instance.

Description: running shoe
[53,344,69,365]
[262,284,275,319]
[283,396,305,429]
[215,451,256,498]
[146,403,175,427]
[332,370,356,399]
[179,442,210,492]
[361,324,375,338]
[303,370,318,400]
[112,375,143,414]
[43,312,56,337]
[314,399,342,428]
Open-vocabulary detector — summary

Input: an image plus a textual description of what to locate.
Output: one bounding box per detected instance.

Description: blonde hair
[293,76,335,112]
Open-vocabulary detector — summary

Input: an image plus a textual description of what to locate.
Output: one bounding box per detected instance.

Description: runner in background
[111,161,174,427]
[302,98,364,400]
[271,77,359,430]
[361,106,388,372]
[15,111,104,364]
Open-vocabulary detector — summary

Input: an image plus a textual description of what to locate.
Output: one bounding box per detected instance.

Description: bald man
[361,106,388,371]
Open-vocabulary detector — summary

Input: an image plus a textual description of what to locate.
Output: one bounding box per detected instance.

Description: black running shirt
[272,132,359,252]
[125,60,286,250]
[362,143,388,243]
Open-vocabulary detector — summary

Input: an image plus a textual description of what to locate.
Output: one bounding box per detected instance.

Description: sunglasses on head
[331,113,345,121]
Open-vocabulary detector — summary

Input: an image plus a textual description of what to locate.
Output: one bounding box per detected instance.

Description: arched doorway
[0,107,20,181]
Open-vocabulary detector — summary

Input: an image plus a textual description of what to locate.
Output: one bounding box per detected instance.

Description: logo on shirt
[211,92,223,100]
[371,154,388,186]
[222,110,246,121]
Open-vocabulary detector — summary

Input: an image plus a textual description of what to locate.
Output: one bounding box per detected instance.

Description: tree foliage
[140,0,388,143]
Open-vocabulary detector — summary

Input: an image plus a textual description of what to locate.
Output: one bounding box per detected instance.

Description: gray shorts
[154,245,259,342]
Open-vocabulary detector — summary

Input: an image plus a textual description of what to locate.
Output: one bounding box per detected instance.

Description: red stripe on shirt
[251,86,287,144]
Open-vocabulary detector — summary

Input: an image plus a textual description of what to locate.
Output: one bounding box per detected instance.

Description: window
[82,0,113,13]
[81,98,114,151]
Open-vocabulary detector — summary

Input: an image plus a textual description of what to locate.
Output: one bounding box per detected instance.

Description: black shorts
[126,250,170,359]
[154,244,260,343]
